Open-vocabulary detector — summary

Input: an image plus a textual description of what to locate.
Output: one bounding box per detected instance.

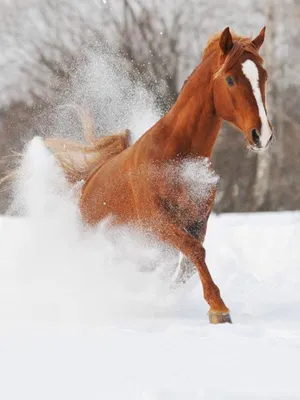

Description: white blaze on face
[241,59,272,148]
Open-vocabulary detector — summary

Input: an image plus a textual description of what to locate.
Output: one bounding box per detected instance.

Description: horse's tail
[0,104,132,188]
[0,152,23,189]
[44,104,132,184]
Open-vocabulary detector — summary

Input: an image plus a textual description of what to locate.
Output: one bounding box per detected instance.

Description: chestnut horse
[20,27,275,323]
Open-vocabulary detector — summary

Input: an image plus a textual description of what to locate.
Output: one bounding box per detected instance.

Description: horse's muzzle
[250,128,275,151]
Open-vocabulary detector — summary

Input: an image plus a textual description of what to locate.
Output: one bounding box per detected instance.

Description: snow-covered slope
[0,138,299,399]
[1,210,300,399]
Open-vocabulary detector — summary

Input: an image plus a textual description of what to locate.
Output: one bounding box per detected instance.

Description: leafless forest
[0,0,299,213]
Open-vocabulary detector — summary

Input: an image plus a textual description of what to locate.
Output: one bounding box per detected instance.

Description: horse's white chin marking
[242,60,272,148]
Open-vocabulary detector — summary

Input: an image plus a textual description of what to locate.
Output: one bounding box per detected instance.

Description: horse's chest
[155,159,219,227]
[159,181,215,225]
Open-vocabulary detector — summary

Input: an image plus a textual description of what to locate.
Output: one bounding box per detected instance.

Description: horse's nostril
[251,129,261,146]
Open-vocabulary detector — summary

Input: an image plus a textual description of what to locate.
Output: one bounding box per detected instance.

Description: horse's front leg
[173,219,208,284]
[157,219,231,324]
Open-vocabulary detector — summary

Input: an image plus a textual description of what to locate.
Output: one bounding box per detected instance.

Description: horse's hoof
[208,311,232,324]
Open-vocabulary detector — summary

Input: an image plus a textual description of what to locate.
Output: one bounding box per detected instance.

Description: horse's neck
[157,53,222,160]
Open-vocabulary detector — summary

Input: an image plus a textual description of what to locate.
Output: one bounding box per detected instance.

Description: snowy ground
[0,138,300,399]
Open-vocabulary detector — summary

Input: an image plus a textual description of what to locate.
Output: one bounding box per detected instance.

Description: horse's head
[212,27,274,151]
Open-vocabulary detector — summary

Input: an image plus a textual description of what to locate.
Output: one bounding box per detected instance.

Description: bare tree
[1,0,300,215]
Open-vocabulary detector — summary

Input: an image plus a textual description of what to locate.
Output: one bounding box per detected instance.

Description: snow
[0,138,300,399]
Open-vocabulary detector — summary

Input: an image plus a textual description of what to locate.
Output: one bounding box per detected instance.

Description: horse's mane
[180,30,263,92]
[203,30,263,77]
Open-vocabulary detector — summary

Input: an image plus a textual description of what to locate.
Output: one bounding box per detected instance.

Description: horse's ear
[219,27,233,55]
[252,27,266,51]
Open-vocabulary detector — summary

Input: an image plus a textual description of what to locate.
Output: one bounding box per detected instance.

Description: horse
[10,27,275,324]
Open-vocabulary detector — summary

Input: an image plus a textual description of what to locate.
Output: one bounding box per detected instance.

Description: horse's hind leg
[157,219,231,324]
[173,254,196,284]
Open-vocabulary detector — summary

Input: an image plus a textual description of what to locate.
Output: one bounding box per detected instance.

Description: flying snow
[180,157,219,201]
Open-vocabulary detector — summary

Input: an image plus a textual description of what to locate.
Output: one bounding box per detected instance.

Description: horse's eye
[226,76,235,87]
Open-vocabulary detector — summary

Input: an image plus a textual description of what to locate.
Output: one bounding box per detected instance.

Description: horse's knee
[191,243,206,262]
